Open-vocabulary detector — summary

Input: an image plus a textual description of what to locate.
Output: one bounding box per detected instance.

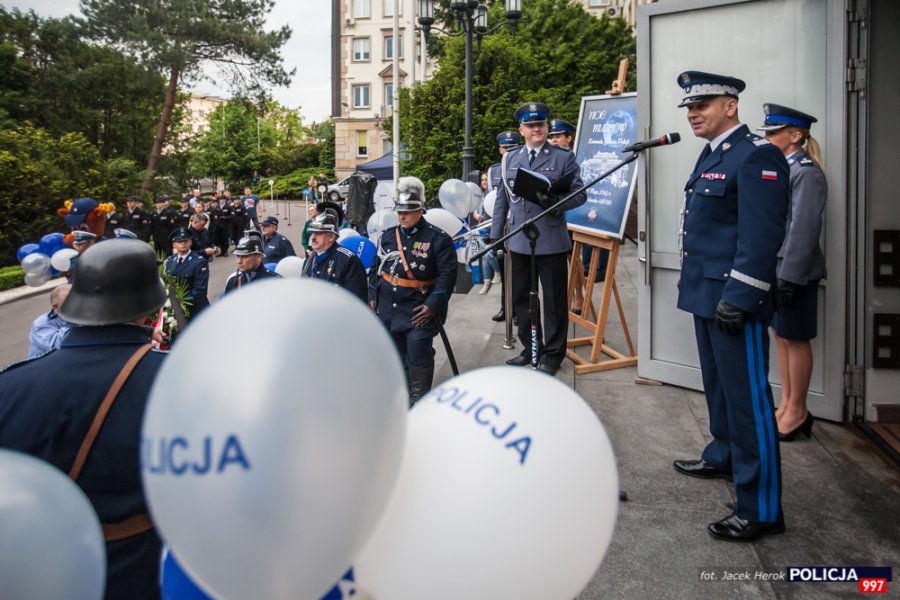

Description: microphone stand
[470,151,642,370]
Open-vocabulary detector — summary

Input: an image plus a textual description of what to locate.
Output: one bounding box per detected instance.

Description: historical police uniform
[123,197,153,242]
[370,176,457,404]
[222,235,282,296]
[758,104,827,342]
[152,197,178,256]
[489,102,587,375]
[0,239,168,600]
[260,216,297,264]
[673,71,790,540]
[302,212,368,303]
[164,227,210,320]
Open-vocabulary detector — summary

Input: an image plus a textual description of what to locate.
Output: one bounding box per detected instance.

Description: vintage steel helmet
[394,176,425,212]
[233,236,264,256]
[59,238,165,326]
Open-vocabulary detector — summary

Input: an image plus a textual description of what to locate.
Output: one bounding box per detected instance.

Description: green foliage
[398,0,635,199]
[0,265,25,291]
[266,167,328,199]
[314,119,336,172]
[0,124,142,265]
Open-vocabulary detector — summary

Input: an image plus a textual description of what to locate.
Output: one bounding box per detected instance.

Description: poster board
[567,92,639,239]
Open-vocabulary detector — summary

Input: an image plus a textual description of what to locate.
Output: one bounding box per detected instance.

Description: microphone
[623,133,681,153]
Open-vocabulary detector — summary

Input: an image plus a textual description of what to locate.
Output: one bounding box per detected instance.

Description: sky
[6,0,333,123]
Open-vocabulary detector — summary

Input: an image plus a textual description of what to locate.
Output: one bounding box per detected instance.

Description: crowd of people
[1,78,827,596]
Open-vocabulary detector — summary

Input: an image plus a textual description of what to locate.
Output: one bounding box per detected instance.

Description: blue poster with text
[567,93,638,239]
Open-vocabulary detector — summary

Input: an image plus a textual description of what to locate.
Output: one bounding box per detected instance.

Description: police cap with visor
[676,71,746,107]
[757,103,817,131]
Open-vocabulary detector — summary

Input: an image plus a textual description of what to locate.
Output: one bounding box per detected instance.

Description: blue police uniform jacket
[487,162,502,193]
[222,263,281,296]
[0,324,166,600]
[777,149,827,285]
[369,219,457,330]
[302,243,368,304]
[263,231,297,264]
[490,143,586,255]
[677,125,790,320]
[164,252,210,318]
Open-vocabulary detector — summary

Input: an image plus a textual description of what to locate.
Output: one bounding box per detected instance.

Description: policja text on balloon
[141,434,251,476]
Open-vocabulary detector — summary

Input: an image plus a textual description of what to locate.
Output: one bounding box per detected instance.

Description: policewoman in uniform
[0,239,168,599]
[672,71,790,541]
[370,176,457,405]
[757,103,827,441]
[489,102,587,376]
[164,227,210,321]
[301,209,367,303]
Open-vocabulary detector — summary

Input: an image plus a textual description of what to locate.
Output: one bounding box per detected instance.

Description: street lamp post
[418,0,521,182]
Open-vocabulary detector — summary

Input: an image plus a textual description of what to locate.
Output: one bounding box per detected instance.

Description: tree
[397,0,635,200]
[79,0,293,192]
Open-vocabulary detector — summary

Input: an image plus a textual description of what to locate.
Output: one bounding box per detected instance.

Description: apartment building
[185,93,226,136]
[580,0,657,26]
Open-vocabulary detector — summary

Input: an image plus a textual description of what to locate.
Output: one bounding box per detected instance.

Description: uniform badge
[761,170,778,180]
[700,172,726,180]
[721,143,731,151]
[419,265,426,271]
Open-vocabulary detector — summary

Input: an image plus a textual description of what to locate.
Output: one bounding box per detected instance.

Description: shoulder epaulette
[1,350,54,374]
[752,138,770,146]
[798,157,815,166]
[337,246,356,258]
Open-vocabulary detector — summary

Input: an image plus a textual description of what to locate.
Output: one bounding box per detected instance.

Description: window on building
[588,0,611,6]
[383,139,393,155]
[354,0,370,18]
[384,0,402,17]
[357,131,368,157]
[384,83,394,108]
[353,84,371,108]
[353,37,371,61]
[384,34,403,60]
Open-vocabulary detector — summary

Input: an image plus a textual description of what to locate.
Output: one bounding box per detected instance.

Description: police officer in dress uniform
[757,103,827,441]
[104,203,124,239]
[124,196,153,242]
[222,235,282,296]
[260,216,297,265]
[490,102,587,376]
[152,196,178,256]
[301,210,367,303]
[229,192,248,246]
[215,194,234,255]
[176,198,193,229]
[369,176,457,405]
[671,71,790,542]
[484,131,522,322]
[164,227,210,320]
[547,118,576,148]
[0,239,168,599]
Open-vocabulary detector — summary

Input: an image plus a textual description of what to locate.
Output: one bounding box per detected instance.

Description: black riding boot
[408,366,434,408]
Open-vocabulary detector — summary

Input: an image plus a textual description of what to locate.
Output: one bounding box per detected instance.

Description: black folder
[512,166,579,204]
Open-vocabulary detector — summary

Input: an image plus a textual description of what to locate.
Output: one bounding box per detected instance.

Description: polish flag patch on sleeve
[761,170,778,180]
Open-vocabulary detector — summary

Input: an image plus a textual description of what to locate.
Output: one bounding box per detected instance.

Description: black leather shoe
[673,459,732,481]
[492,309,505,322]
[536,363,559,376]
[708,513,785,542]
[506,355,530,367]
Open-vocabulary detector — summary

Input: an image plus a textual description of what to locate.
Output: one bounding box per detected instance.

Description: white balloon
[274,255,305,278]
[424,208,464,237]
[21,252,51,275]
[338,228,356,241]
[50,248,79,272]
[355,367,619,600]
[455,246,467,265]
[482,190,497,218]
[366,210,398,239]
[438,179,472,219]
[142,279,408,600]
[465,181,483,214]
[23,271,51,288]
[0,449,106,600]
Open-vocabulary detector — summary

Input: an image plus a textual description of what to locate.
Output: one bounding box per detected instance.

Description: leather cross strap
[395,228,417,280]
[382,272,436,288]
[69,342,155,542]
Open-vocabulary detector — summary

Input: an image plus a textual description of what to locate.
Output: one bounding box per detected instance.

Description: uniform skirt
[772,280,819,341]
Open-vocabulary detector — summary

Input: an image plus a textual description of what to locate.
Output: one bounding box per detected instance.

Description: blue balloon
[264,262,277,272]
[338,235,376,269]
[39,232,65,256]
[16,243,40,263]
[160,548,212,600]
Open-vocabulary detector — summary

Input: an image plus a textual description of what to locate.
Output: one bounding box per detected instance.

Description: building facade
[186,93,226,136]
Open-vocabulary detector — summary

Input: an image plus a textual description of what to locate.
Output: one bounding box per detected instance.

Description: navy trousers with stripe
[694,316,782,523]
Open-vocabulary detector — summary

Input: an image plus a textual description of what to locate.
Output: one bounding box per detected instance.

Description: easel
[566,231,636,373]
[565,58,636,374]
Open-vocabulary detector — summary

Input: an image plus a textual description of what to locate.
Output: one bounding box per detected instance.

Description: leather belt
[382,272,436,288]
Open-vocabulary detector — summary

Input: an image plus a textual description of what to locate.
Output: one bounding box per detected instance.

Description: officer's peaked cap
[515,102,550,124]
[677,71,746,108]
[496,130,522,147]
[549,118,576,136]
[757,103,817,131]
[169,227,192,242]
[59,238,166,326]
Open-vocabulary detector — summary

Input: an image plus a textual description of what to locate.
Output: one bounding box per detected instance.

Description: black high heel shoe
[778,412,814,442]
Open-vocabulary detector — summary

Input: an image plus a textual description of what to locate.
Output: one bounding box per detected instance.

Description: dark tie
[176,256,184,266]
[529,149,536,166]
[699,143,712,163]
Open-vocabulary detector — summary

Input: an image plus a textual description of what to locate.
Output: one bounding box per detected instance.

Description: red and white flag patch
[761,170,778,180]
